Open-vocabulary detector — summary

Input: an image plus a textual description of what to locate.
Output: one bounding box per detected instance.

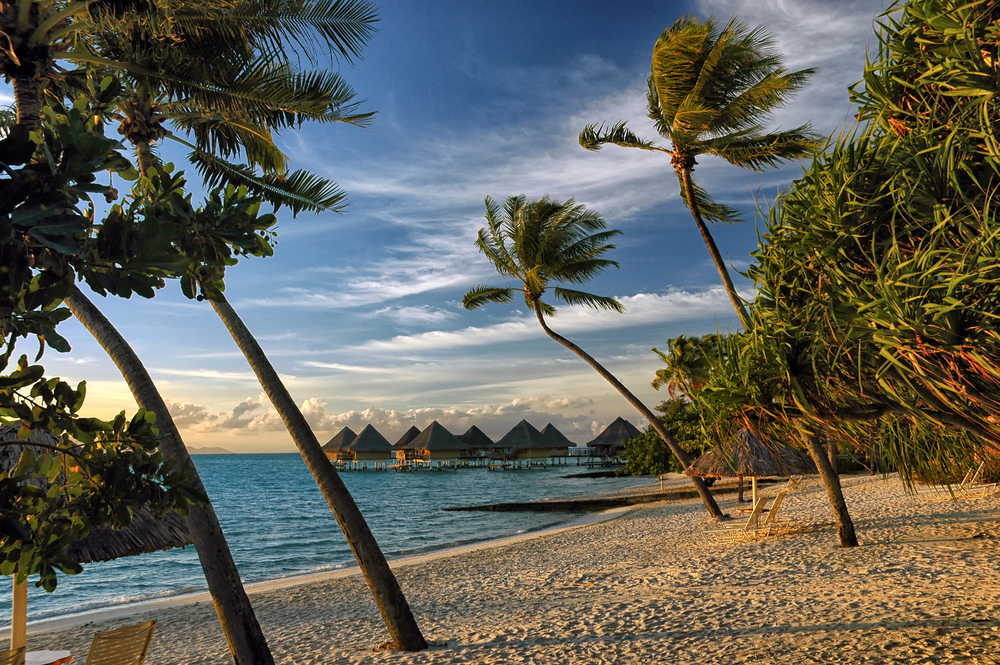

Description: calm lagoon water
[5,453,649,625]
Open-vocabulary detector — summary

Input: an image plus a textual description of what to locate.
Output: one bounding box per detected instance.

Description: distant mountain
[187,446,236,455]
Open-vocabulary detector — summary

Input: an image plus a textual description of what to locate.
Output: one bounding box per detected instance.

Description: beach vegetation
[579,15,818,328]
[619,398,706,476]
[463,195,725,519]
[696,0,1000,548]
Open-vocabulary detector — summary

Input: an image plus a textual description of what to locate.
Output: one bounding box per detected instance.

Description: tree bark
[210,296,427,651]
[532,302,725,519]
[65,287,275,665]
[678,167,751,328]
[799,427,858,547]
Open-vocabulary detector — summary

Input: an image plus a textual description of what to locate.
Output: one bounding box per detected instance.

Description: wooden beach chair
[704,496,772,543]
[921,462,999,502]
[0,647,24,665]
[85,621,156,665]
[759,490,792,537]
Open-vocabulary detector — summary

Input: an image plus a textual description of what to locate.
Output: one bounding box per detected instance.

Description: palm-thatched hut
[685,428,818,503]
[540,424,574,460]
[495,420,551,460]
[392,426,421,462]
[459,426,493,461]
[322,426,358,461]
[407,421,467,464]
[587,417,642,460]
[342,424,394,468]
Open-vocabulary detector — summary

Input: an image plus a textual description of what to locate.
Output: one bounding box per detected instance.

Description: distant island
[187,446,236,455]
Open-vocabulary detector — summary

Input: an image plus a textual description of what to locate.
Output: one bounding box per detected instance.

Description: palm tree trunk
[678,168,751,328]
[532,303,724,519]
[13,75,41,131]
[798,427,858,547]
[136,139,156,176]
[64,286,275,665]
[209,296,428,651]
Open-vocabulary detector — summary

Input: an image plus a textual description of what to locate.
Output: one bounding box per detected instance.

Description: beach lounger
[0,647,24,665]
[85,621,156,665]
[759,490,792,537]
[921,462,999,502]
[704,496,772,543]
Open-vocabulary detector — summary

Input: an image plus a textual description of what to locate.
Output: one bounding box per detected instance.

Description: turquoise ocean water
[4,453,649,626]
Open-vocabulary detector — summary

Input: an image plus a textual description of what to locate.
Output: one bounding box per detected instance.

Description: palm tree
[651,334,718,400]
[74,0,427,650]
[463,195,724,519]
[579,14,817,329]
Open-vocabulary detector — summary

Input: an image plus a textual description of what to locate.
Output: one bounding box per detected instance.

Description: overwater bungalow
[493,420,561,466]
[587,417,642,463]
[339,424,394,470]
[459,425,493,461]
[404,421,468,468]
[322,426,358,462]
[539,423,574,460]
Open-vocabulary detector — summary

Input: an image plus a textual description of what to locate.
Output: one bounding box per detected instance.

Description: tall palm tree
[463,195,724,519]
[63,0,427,651]
[579,14,817,329]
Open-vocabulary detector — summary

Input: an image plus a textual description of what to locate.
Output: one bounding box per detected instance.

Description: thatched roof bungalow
[495,420,552,459]
[459,426,493,458]
[587,417,642,458]
[344,424,394,461]
[540,424,574,458]
[322,426,358,461]
[407,421,467,460]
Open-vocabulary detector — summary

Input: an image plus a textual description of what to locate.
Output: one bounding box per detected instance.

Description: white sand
[14,474,1000,664]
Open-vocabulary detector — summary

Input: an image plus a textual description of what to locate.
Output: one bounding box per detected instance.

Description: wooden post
[12,577,26,651]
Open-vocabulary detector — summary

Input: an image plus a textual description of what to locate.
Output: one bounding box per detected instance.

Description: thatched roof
[394,426,421,448]
[460,425,493,448]
[685,429,818,479]
[346,424,393,453]
[322,426,357,452]
[586,417,642,448]
[0,425,192,562]
[66,510,192,564]
[409,421,466,451]
[540,424,575,448]
[495,420,549,449]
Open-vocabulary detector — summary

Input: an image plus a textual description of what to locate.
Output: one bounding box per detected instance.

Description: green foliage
[651,334,723,399]
[0,355,201,591]
[619,399,706,476]
[463,195,624,316]
[697,0,1000,480]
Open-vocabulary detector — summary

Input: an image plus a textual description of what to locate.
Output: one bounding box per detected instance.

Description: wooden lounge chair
[0,647,24,665]
[704,496,772,543]
[85,621,156,665]
[922,462,999,502]
[759,490,790,537]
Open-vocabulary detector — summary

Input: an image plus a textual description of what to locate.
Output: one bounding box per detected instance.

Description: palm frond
[699,125,819,171]
[579,121,665,153]
[462,285,514,310]
[675,173,742,225]
[553,287,624,313]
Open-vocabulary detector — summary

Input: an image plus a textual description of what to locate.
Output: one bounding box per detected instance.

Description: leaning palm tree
[463,195,723,519]
[62,0,427,651]
[579,15,817,328]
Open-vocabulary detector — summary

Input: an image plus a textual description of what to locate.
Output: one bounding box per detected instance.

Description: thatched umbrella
[685,428,817,504]
[0,425,192,651]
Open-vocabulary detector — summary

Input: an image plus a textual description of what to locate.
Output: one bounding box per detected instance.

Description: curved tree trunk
[210,296,427,651]
[799,427,858,547]
[65,287,275,665]
[678,167,751,328]
[532,303,724,519]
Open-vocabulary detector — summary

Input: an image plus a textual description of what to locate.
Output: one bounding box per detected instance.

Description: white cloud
[367,305,460,325]
[351,289,734,355]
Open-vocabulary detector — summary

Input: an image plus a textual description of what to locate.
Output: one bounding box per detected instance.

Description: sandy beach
[13,473,1000,664]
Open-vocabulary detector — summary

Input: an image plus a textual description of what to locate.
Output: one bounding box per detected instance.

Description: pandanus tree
[463,195,724,519]
[651,334,720,400]
[697,0,1000,548]
[579,14,817,329]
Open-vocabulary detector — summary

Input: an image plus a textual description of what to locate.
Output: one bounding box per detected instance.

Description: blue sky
[9,0,888,451]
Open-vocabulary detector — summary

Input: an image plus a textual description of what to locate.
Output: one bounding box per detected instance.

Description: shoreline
[10,499,638,638]
[16,473,1000,664]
